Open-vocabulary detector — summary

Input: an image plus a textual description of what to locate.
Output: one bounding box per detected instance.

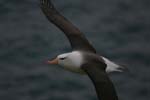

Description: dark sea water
[0,0,150,100]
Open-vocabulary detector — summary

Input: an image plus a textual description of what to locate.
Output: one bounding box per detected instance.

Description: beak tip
[47,60,52,64]
[46,58,58,65]
[45,60,49,64]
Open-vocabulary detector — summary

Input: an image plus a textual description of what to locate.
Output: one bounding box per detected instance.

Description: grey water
[0,0,150,100]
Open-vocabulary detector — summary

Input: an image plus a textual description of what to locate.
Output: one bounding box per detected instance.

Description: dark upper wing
[82,63,118,100]
[40,0,96,53]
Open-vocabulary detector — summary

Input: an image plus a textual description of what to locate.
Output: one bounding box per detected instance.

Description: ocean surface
[0,0,150,100]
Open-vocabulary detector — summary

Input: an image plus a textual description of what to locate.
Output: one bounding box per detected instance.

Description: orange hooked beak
[47,58,58,65]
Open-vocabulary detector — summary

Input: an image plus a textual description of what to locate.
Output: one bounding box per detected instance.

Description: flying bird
[40,0,125,100]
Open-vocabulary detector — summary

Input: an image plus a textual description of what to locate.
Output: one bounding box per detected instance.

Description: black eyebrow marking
[60,57,67,60]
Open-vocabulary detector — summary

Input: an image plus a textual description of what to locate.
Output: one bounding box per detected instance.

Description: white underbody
[58,51,123,74]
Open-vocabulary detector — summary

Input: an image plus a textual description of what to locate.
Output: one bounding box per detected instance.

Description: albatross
[40,0,125,100]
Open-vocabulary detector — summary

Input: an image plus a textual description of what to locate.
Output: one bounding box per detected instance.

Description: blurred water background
[0,0,150,100]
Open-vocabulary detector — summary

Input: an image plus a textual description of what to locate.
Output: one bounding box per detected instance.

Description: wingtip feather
[40,0,54,9]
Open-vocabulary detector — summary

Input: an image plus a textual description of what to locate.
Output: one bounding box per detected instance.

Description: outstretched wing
[82,63,118,100]
[40,0,96,53]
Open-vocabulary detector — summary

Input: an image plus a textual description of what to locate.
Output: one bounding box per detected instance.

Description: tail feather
[102,57,127,73]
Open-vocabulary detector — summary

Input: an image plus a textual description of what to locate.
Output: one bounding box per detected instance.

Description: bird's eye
[60,57,66,60]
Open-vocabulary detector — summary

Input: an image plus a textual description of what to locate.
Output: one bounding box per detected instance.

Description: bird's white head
[47,51,83,68]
